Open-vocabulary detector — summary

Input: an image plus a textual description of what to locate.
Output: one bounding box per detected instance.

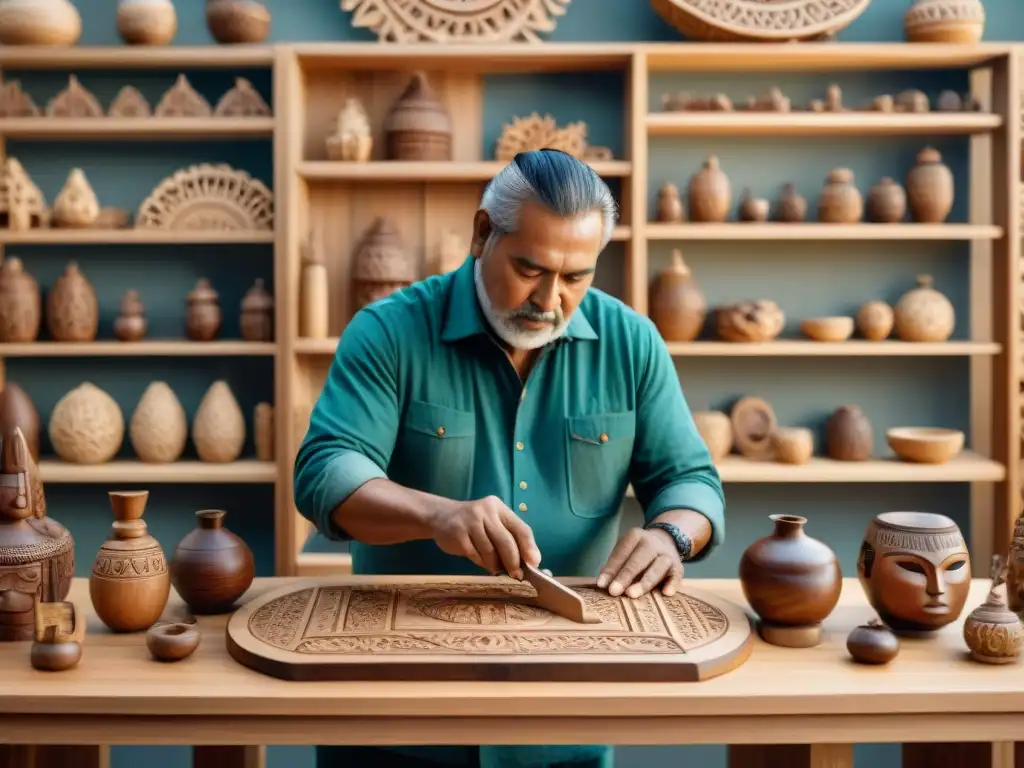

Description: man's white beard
[474,258,569,351]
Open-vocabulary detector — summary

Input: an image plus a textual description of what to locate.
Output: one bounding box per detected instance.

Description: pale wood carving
[136,163,274,231]
[648,0,870,42]
[34,600,84,645]
[0,78,40,118]
[494,113,612,163]
[46,75,103,118]
[0,159,48,231]
[254,402,274,461]
[214,78,271,118]
[155,74,212,118]
[226,577,754,682]
[340,0,572,43]
[108,85,152,118]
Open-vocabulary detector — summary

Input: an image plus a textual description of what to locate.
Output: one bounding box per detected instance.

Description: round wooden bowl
[886,427,964,464]
[146,622,201,662]
[800,316,854,342]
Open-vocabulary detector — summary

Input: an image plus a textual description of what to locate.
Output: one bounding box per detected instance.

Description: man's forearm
[651,508,712,558]
[331,477,455,545]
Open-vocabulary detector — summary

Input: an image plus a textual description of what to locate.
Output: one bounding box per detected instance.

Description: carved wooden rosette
[493,113,613,164]
[648,0,871,42]
[226,577,753,682]
[136,163,274,231]
[340,0,572,43]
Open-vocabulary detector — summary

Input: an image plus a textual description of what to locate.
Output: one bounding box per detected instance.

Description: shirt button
[519,481,527,490]
[515,441,524,451]
[436,426,446,437]
[518,503,527,512]
[599,432,609,444]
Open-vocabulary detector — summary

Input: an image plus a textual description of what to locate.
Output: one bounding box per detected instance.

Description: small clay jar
[688,156,731,223]
[775,183,807,222]
[906,147,954,223]
[738,189,769,222]
[692,411,732,462]
[739,514,842,648]
[771,427,814,465]
[655,182,684,223]
[826,405,873,461]
[866,177,907,223]
[114,289,147,342]
[648,249,706,342]
[146,622,201,662]
[855,301,894,341]
[818,168,863,224]
[239,278,273,342]
[30,640,82,671]
[46,261,99,342]
[846,618,899,665]
[893,275,955,342]
[89,490,170,633]
[171,509,255,614]
[0,257,41,342]
[186,278,221,341]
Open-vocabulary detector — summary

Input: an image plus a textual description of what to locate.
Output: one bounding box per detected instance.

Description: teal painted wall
[10,1,1015,767]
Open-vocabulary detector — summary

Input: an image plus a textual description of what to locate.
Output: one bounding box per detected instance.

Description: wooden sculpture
[0,158,48,230]
[0,427,75,642]
[31,600,84,671]
[648,0,870,41]
[494,113,613,163]
[0,78,39,117]
[155,74,212,118]
[136,164,274,230]
[108,85,152,118]
[383,73,453,161]
[351,217,416,311]
[226,576,753,682]
[341,0,572,43]
[46,75,103,118]
[214,78,271,117]
[962,555,1023,665]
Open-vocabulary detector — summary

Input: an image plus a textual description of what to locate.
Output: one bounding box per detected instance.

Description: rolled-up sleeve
[293,307,399,541]
[629,320,725,561]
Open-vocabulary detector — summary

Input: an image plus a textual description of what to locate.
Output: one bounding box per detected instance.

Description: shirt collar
[440,255,598,344]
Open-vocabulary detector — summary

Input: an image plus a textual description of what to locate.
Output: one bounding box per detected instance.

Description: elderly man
[294,148,724,768]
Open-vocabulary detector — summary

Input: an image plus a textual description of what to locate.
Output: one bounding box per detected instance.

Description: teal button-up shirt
[293,255,725,768]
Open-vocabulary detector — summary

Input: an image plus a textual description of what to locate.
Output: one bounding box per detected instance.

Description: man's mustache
[509,303,562,325]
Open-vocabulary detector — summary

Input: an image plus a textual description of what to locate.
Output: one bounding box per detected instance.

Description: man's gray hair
[479,149,619,250]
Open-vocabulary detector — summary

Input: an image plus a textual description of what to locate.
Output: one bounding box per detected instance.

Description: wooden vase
[893,274,955,342]
[739,514,842,648]
[185,278,221,341]
[192,380,245,463]
[129,382,188,463]
[90,490,170,632]
[817,168,863,223]
[170,509,255,614]
[866,177,907,223]
[114,289,147,342]
[687,156,731,222]
[383,72,452,161]
[46,262,99,342]
[775,183,807,222]
[206,0,270,44]
[0,257,40,342]
[825,404,873,461]
[905,147,954,223]
[648,249,706,342]
[240,278,274,342]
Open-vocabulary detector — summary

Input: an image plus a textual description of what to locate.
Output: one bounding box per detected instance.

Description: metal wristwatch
[644,520,694,562]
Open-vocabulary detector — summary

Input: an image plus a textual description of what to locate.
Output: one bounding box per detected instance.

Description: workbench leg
[729,744,853,768]
[193,746,265,768]
[903,743,991,768]
[0,745,108,768]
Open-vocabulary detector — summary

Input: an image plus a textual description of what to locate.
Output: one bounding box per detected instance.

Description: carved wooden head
[0,427,31,520]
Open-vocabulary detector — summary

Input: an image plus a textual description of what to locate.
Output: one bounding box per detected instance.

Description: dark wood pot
[170,509,254,614]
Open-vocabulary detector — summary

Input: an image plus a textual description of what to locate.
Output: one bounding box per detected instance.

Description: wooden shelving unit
[274,42,1020,578]
[0,46,278,491]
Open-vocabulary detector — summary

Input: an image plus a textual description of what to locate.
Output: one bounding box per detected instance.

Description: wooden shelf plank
[0,229,274,245]
[664,341,1001,356]
[0,46,274,69]
[38,460,277,484]
[646,112,1002,137]
[298,160,632,182]
[646,223,1002,241]
[0,118,274,140]
[0,341,276,357]
[609,225,631,241]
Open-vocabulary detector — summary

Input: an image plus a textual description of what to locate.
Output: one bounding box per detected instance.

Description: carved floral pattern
[963,620,1024,660]
[91,547,166,580]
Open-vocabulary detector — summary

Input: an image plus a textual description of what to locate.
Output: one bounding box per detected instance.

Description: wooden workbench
[0,577,1021,768]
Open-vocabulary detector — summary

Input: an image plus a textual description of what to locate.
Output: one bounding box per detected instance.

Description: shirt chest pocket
[393,400,476,501]
[565,411,636,519]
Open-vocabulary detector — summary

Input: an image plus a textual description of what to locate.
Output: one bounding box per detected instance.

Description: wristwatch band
[644,521,694,562]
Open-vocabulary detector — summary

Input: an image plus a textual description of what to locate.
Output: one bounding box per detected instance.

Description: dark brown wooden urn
[170,509,254,614]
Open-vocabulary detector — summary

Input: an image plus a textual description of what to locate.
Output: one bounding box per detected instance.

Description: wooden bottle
[170,509,255,614]
[239,278,273,342]
[185,278,221,341]
[299,237,328,338]
[89,490,170,632]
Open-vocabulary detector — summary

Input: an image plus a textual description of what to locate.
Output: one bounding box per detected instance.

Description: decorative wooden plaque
[226,577,753,682]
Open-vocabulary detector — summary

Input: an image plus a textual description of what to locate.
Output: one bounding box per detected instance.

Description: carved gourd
[192,381,245,463]
[117,0,177,46]
[0,257,40,342]
[825,405,873,461]
[893,275,955,342]
[46,262,99,342]
[648,249,706,342]
[239,278,273,342]
[0,0,82,45]
[129,382,188,463]
[383,72,452,161]
[687,156,731,222]
[48,383,125,465]
[905,147,954,223]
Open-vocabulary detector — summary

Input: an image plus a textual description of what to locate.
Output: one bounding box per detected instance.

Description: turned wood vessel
[739,514,842,648]
[846,618,899,665]
[825,405,873,461]
[0,257,40,342]
[1007,505,1024,617]
[648,249,706,342]
[147,622,201,661]
[186,278,221,341]
[240,278,273,342]
[963,556,1023,665]
[171,509,254,614]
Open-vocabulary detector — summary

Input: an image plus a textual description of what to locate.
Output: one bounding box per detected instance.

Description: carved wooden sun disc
[226,576,753,682]
[341,0,572,43]
[649,0,871,42]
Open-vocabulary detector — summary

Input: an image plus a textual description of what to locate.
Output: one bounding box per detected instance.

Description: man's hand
[597,526,682,599]
[427,495,541,580]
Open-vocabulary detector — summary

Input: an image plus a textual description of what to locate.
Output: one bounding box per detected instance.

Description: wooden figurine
[857,511,971,635]
[90,490,170,632]
[1008,504,1024,617]
[299,236,329,338]
[326,98,373,162]
[739,514,842,648]
[963,555,1023,664]
[824,84,845,112]
[240,278,273,342]
[655,182,684,223]
[31,600,84,671]
[146,622,200,662]
[171,509,255,614]
[114,289,147,342]
[185,278,222,341]
[0,426,75,642]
